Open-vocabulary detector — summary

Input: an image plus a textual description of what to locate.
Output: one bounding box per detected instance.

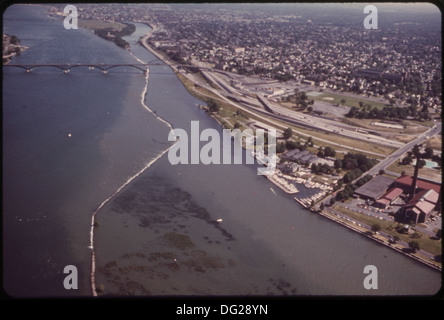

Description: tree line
[332,152,378,202]
[346,104,431,121]
[94,23,136,49]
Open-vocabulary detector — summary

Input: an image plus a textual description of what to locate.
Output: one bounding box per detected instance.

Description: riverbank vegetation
[3,34,28,64]
[78,19,135,49]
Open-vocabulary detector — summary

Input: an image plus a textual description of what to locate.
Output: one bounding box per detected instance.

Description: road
[366,122,442,177]
[142,30,442,182]
[206,71,406,149]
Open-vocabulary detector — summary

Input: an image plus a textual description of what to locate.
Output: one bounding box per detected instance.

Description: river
[2,4,441,298]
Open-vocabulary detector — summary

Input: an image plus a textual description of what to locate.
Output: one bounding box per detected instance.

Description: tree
[340,98,346,105]
[276,142,286,153]
[334,159,342,169]
[412,144,421,157]
[409,240,420,252]
[324,146,336,158]
[10,35,20,45]
[320,203,325,211]
[402,156,413,165]
[207,99,220,113]
[311,163,319,174]
[283,127,293,140]
[371,223,381,234]
[423,147,434,159]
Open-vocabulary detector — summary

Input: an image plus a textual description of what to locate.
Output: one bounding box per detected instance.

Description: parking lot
[338,197,397,222]
[336,197,442,237]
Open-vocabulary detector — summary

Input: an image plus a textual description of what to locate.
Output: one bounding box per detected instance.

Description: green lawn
[312,92,389,110]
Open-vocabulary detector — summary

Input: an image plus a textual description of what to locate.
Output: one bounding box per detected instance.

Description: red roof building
[374,187,404,209]
[393,175,441,194]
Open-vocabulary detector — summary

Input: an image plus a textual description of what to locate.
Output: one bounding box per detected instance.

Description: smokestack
[410,154,420,199]
[436,187,442,213]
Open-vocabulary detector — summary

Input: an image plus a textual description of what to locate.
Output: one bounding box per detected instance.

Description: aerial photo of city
[2,2,442,303]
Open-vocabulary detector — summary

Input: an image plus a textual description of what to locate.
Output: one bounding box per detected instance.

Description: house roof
[407,189,439,206]
[375,198,390,205]
[395,175,441,194]
[354,175,395,200]
[405,189,439,216]
[382,187,403,201]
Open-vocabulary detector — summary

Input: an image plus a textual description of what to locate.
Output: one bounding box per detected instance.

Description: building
[374,187,403,209]
[402,189,440,223]
[354,175,396,201]
[278,162,300,175]
[283,149,320,165]
[392,175,441,195]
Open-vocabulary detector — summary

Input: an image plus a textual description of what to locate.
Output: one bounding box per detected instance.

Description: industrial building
[402,189,440,224]
[354,173,441,224]
[353,175,395,201]
[374,187,403,209]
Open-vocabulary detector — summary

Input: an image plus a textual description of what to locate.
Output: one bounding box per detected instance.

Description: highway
[141,35,441,172]
[206,70,407,149]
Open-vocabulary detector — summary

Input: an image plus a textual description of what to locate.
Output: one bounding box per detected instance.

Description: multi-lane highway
[205,70,409,148]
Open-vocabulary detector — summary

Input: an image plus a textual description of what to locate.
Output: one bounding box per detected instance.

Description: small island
[77,19,135,49]
[3,34,29,64]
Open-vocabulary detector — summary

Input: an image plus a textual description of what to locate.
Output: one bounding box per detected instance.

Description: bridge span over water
[4,61,232,76]
[3,60,169,74]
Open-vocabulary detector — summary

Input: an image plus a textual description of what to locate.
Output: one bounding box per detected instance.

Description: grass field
[425,136,442,151]
[387,161,442,182]
[312,92,389,110]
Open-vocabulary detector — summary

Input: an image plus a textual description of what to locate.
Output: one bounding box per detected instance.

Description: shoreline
[315,208,442,273]
[137,24,442,274]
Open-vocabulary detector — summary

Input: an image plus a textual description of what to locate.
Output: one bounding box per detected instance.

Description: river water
[2,4,441,298]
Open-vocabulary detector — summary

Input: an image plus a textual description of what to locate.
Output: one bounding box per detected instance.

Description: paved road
[207,71,406,149]
[366,122,442,177]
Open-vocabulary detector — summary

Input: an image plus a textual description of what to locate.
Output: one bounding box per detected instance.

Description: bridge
[3,59,167,74]
[4,60,236,77]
